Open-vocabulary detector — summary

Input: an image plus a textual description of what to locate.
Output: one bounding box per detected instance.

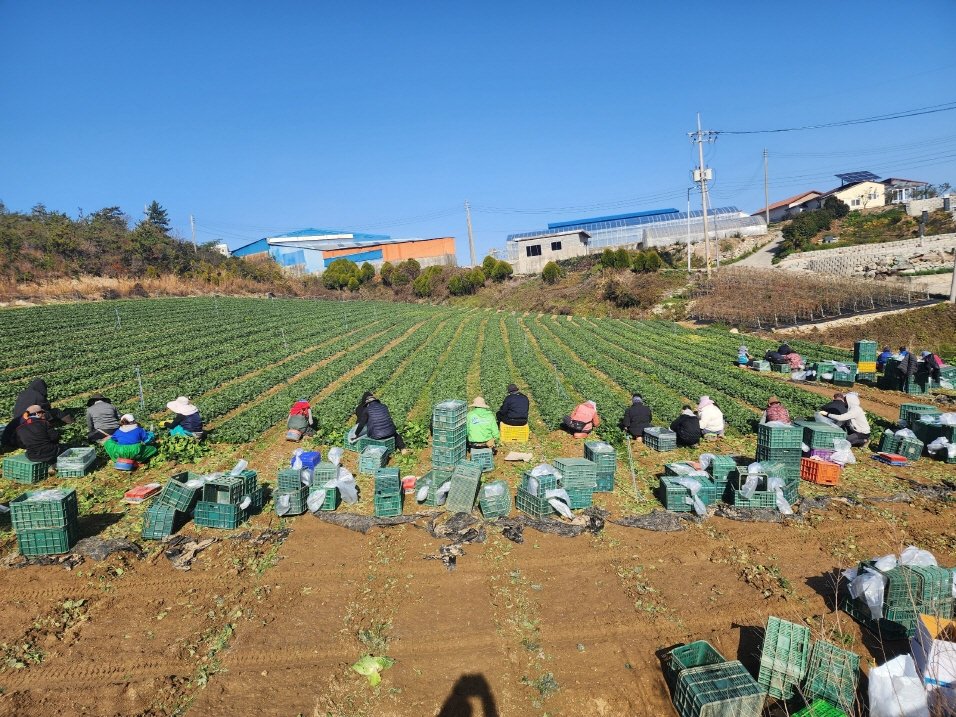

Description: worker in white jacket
[697,396,725,437]
[820,392,870,447]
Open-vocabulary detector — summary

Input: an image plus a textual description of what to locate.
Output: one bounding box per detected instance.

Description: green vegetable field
[0,297,852,442]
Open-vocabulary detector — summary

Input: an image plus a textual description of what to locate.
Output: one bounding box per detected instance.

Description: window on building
[550,241,562,251]
[851,199,861,207]
[526,245,542,257]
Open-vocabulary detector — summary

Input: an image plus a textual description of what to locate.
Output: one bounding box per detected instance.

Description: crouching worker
[820,392,870,447]
[287,397,314,438]
[165,396,204,439]
[15,405,68,464]
[86,394,119,443]
[466,397,499,451]
[562,400,600,438]
[670,406,702,448]
[697,396,725,438]
[618,394,652,441]
[354,392,404,449]
[104,414,158,463]
[497,383,529,427]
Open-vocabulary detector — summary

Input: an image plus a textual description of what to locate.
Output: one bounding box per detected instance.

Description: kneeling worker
[618,393,652,441]
[820,392,870,447]
[467,397,499,450]
[105,414,158,463]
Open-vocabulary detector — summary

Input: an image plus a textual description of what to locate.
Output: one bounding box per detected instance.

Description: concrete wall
[904,197,946,217]
[778,233,956,276]
[513,233,589,274]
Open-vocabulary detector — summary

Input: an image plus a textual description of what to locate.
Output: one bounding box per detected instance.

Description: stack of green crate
[11,488,79,556]
[730,472,798,507]
[477,480,511,518]
[899,402,941,428]
[707,455,737,501]
[664,641,726,687]
[55,447,97,478]
[584,440,617,492]
[144,472,204,539]
[469,447,494,473]
[657,476,717,512]
[802,640,860,715]
[275,464,309,515]
[358,445,389,475]
[415,469,453,507]
[854,340,878,364]
[757,617,811,699]
[194,471,262,529]
[553,458,597,509]
[515,471,558,519]
[2,454,51,484]
[877,429,902,453]
[757,422,803,485]
[842,560,954,638]
[445,462,482,514]
[644,426,677,452]
[432,399,467,469]
[795,420,846,451]
[672,661,765,717]
[373,467,401,517]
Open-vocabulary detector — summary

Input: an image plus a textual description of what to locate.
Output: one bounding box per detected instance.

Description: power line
[716,100,956,135]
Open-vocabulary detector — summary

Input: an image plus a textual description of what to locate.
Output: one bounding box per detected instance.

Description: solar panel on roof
[836,171,880,184]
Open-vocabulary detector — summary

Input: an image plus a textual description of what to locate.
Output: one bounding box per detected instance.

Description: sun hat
[768,396,780,405]
[471,397,489,409]
[166,396,198,415]
[87,394,111,407]
[507,383,519,393]
[698,396,714,409]
[120,413,136,423]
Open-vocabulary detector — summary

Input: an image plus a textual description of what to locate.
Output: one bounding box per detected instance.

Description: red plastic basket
[800,458,841,486]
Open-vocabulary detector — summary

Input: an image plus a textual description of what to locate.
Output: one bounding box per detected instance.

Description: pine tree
[145,201,170,232]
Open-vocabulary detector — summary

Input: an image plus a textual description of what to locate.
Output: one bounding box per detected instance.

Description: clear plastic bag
[940,412,956,426]
[900,545,938,567]
[483,483,506,498]
[740,473,761,499]
[831,438,856,465]
[328,447,344,466]
[290,448,304,470]
[334,468,359,504]
[275,493,292,516]
[868,655,929,717]
[299,468,313,486]
[698,453,716,471]
[791,370,807,382]
[229,459,248,476]
[530,463,557,478]
[926,437,951,455]
[545,488,574,519]
[307,490,326,513]
[850,568,888,619]
[238,495,252,510]
[895,428,917,439]
[526,476,539,496]
[767,476,793,515]
[814,411,841,428]
[673,477,707,516]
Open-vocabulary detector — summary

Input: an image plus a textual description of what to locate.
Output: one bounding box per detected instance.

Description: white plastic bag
[740,473,761,499]
[764,421,790,428]
[328,447,344,466]
[290,448,304,470]
[869,655,929,717]
[850,568,888,619]
[526,476,539,496]
[299,467,313,486]
[229,459,248,476]
[875,553,899,572]
[926,437,950,455]
[747,461,763,474]
[275,493,292,516]
[238,495,252,510]
[940,413,956,426]
[900,545,938,567]
[815,411,841,428]
[674,477,707,517]
[698,453,715,471]
[530,463,557,478]
[767,475,793,515]
[334,467,358,504]
[896,428,917,439]
[306,490,325,512]
[801,442,810,453]
[831,439,856,465]
[545,488,574,519]
[791,370,807,381]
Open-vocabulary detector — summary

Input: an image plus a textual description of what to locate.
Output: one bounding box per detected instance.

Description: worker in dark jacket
[2,378,73,447]
[86,394,120,442]
[355,393,404,448]
[496,384,529,427]
[820,393,848,417]
[897,349,919,390]
[618,394,652,440]
[670,406,703,447]
[15,405,67,463]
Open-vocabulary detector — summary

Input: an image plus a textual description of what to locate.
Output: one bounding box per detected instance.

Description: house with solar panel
[503,207,767,274]
[230,229,457,275]
[799,171,888,212]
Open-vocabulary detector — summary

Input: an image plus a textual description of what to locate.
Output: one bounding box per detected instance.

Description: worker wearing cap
[467,397,499,450]
[496,383,529,427]
[104,414,158,463]
[15,405,67,464]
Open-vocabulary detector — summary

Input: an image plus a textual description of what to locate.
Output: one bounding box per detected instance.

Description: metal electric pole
[763,149,770,226]
[190,214,197,252]
[464,200,477,267]
[689,113,718,276]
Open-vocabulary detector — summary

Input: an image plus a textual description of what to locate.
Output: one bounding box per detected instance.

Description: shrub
[482,255,498,275]
[541,261,561,284]
[322,258,361,290]
[359,262,375,284]
[468,267,486,287]
[489,260,513,283]
[380,261,395,286]
[823,196,850,219]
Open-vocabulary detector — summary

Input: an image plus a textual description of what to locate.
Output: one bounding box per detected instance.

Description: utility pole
[686,187,692,272]
[464,200,477,267]
[689,113,718,277]
[190,214,197,252]
[763,149,770,226]
[949,249,956,303]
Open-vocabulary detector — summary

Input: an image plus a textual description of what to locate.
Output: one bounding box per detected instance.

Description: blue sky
[2,1,955,262]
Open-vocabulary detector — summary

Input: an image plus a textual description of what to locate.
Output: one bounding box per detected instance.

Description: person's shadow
[437,674,500,717]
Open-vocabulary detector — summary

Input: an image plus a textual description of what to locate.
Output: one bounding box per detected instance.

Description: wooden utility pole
[464,201,476,267]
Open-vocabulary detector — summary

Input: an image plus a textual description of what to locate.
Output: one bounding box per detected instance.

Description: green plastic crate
[432,399,467,429]
[202,475,245,505]
[249,485,265,512]
[584,440,617,469]
[730,475,799,508]
[595,472,615,492]
[795,421,846,450]
[10,488,78,531]
[772,362,791,374]
[142,501,184,540]
[832,370,855,386]
[803,640,859,714]
[158,472,203,513]
[374,467,401,494]
[758,616,811,700]
[756,360,771,371]
[478,480,511,518]
[899,403,941,427]
[897,437,924,462]
[878,430,902,453]
[854,340,878,362]
[469,447,494,472]
[566,486,594,510]
[274,486,309,516]
[757,422,804,450]
[793,699,847,717]
[359,445,389,475]
[308,483,341,511]
[840,594,909,640]
[515,487,553,519]
[17,524,77,557]
[553,457,597,488]
[373,491,402,517]
[416,469,453,507]
[672,661,765,717]
[194,500,246,529]
[665,641,726,685]
[431,443,467,469]
[277,467,305,491]
[55,447,97,477]
[432,424,468,447]
[3,454,51,484]
[657,476,717,512]
[445,463,482,514]
[708,455,737,482]
[520,471,559,494]
[644,426,677,452]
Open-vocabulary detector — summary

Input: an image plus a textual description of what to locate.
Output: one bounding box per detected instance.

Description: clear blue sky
[2,1,955,263]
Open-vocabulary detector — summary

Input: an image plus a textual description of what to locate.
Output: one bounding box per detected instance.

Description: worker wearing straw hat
[467,397,499,450]
[165,396,205,438]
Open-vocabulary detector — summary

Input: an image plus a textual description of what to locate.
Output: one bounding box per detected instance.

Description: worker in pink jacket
[563,400,601,438]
